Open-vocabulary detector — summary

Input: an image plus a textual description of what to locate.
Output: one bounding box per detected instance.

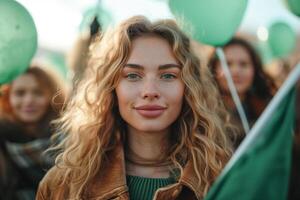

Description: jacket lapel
[86,142,128,199]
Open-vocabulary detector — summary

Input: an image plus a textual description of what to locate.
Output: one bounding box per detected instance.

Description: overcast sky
[17,0,300,52]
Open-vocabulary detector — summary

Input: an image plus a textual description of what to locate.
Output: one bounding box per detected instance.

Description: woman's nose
[229,64,240,75]
[141,79,160,100]
[22,93,35,106]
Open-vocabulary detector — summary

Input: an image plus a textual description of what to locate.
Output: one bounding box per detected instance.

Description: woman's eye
[14,90,25,97]
[161,73,176,80]
[33,89,44,97]
[240,61,250,68]
[126,73,141,81]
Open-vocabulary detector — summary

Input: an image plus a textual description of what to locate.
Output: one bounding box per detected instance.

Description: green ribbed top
[126,175,176,200]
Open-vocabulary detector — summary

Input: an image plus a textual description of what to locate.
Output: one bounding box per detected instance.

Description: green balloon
[169,0,248,46]
[268,22,296,58]
[286,0,300,17]
[0,0,37,84]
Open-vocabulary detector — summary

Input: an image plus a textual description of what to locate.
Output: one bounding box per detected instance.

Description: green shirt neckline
[126,175,176,200]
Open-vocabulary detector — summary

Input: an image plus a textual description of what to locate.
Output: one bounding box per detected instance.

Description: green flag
[204,86,296,200]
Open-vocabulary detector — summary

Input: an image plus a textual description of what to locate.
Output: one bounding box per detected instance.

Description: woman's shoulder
[40,165,67,186]
[0,120,22,139]
[36,165,68,199]
[0,119,17,130]
[246,94,271,117]
[0,120,35,143]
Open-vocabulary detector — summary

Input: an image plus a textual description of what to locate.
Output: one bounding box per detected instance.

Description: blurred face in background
[215,44,255,99]
[9,73,51,124]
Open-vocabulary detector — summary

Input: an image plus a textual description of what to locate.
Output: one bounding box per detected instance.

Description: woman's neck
[23,123,39,138]
[126,127,170,162]
[125,127,171,178]
[223,92,246,110]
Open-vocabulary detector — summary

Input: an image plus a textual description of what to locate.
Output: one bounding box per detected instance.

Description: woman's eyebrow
[158,64,182,70]
[124,63,144,69]
[124,63,182,70]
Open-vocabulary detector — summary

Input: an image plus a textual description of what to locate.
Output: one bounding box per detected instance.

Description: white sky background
[16,0,300,53]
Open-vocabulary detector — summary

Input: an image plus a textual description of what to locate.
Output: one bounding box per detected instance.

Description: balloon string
[216,47,250,134]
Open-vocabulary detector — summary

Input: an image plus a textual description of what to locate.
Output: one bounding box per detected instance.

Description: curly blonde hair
[51,16,232,199]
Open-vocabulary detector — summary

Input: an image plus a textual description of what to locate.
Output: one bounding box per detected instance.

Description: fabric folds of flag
[204,87,296,200]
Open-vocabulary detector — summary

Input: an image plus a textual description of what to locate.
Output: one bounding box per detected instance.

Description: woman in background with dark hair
[209,37,277,148]
[0,66,66,200]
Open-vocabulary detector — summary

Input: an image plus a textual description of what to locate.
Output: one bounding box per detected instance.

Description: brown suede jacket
[36,143,203,200]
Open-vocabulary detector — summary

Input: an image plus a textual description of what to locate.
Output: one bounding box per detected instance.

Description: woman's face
[215,44,255,97]
[116,35,185,134]
[9,73,51,124]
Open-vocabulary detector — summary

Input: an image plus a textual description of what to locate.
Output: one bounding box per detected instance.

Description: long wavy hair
[51,16,232,198]
[0,66,66,136]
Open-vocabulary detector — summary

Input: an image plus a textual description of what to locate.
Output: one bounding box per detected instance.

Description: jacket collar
[87,142,202,199]
[87,142,128,199]
[180,159,202,199]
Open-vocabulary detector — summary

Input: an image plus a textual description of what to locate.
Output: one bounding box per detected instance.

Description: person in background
[36,16,233,200]
[0,66,66,200]
[209,37,277,149]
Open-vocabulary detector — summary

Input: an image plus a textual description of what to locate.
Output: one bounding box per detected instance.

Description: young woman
[209,37,277,148]
[36,16,232,200]
[0,66,66,199]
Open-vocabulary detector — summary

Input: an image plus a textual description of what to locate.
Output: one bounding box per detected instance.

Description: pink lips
[135,105,166,118]
[23,107,37,113]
